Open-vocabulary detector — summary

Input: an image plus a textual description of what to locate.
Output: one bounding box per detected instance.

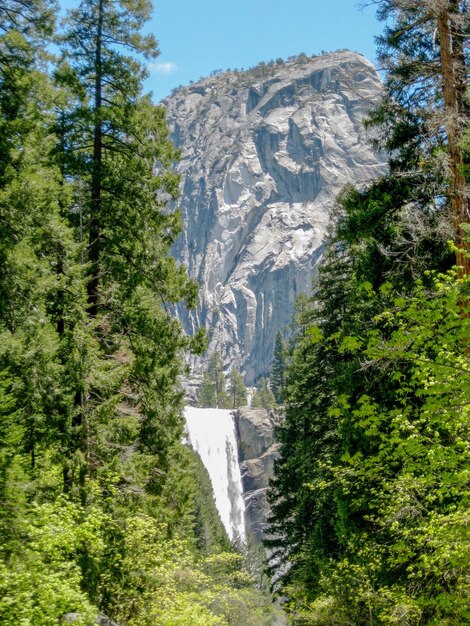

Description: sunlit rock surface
[236,407,280,542]
[165,51,385,382]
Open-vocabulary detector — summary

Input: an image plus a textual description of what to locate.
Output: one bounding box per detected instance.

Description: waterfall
[184,406,246,541]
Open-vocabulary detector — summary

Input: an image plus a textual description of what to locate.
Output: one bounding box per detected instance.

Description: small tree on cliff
[270,331,287,404]
[251,378,276,410]
[198,351,230,408]
[229,368,247,409]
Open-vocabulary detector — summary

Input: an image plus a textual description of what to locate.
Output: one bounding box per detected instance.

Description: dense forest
[267,1,470,624]
[0,0,281,624]
[0,0,469,625]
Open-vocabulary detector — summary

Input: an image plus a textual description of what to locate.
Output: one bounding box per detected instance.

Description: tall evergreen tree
[270,330,287,404]
[371,0,469,271]
[267,235,360,597]
[55,0,201,497]
[198,351,230,409]
[198,367,217,408]
[229,367,247,409]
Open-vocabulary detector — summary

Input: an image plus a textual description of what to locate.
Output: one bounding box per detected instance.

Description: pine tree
[266,237,357,596]
[270,331,287,404]
[197,351,230,408]
[371,0,469,272]
[198,368,216,408]
[251,378,276,410]
[55,0,201,497]
[229,368,247,409]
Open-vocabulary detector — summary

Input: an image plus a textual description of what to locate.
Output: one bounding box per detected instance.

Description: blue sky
[58,1,383,102]
[145,0,383,101]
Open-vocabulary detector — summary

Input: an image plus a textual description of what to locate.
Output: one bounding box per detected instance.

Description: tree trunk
[88,0,103,315]
[436,3,469,274]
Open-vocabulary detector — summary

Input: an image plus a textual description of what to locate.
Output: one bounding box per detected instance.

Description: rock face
[165,51,385,383]
[236,406,279,541]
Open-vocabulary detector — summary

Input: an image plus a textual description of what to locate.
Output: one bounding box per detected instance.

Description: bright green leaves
[0,499,104,625]
[268,197,470,623]
[289,269,469,623]
[100,514,278,626]
[338,334,363,354]
[306,324,323,344]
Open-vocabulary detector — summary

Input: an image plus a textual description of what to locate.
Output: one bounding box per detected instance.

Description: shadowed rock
[236,406,279,541]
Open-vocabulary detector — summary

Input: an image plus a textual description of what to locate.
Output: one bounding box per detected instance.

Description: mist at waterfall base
[184,407,246,541]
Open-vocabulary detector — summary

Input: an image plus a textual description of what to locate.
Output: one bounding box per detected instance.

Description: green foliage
[267,133,470,626]
[100,514,279,626]
[0,3,278,626]
[269,227,470,624]
[188,448,231,553]
[229,367,247,408]
[0,498,103,625]
[267,2,470,615]
[327,271,470,624]
[198,351,231,408]
[251,377,276,410]
[270,330,287,404]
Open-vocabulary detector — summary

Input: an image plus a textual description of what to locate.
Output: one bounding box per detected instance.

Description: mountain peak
[166,50,386,383]
[164,50,377,102]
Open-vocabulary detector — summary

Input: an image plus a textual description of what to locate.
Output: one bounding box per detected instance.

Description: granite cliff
[236,407,279,542]
[165,51,385,383]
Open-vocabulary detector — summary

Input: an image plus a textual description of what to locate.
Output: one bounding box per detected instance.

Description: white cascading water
[184,406,246,541]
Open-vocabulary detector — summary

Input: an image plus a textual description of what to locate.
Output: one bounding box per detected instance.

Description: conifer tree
[370,0,469,271]
[266,238,356,595]
[198,351,230,408]
[229,368,247,409]
[268,200,470,624]
[198,368,217,408]
[270,330,287,404]
[54,0,201,497]
[251,378,276,410]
